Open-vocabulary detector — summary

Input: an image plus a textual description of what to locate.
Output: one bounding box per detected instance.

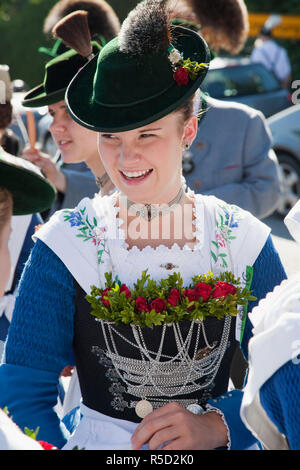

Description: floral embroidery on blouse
[211,204,241,268]
[63,207,107,264]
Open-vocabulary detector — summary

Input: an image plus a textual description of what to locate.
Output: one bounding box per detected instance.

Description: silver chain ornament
[91,197,234,418]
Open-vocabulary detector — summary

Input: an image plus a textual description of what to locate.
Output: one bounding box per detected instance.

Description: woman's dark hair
[0,102,13,130]
[177,95,195,123]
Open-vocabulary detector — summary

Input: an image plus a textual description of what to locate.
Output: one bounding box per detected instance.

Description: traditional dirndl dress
[35,192,270,450]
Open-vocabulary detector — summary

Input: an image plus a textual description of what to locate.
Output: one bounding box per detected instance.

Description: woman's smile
[119,168,153,184]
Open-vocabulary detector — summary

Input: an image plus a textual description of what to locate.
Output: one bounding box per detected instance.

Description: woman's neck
[86,156,115,196]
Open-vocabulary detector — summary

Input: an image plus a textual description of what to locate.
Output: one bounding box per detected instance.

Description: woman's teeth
[122,169,151,178]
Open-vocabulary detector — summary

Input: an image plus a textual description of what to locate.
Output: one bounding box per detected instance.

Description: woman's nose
[49,116,67,134]
[118,143,140,166]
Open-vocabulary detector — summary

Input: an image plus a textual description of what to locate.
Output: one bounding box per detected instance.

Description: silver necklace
[99,316,231,418]
[95,172,110,189]
[126,185,185,221]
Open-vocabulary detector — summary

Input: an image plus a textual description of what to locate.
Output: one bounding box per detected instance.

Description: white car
[267,104,300,216]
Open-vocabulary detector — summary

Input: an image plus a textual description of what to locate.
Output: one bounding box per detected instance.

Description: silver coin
[135,400,153,418]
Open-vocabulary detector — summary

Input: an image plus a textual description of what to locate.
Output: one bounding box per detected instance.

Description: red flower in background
[212,281,237,299]
[174,66,189,86]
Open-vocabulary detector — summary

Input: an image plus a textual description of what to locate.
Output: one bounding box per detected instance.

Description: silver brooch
[160,263,179,270]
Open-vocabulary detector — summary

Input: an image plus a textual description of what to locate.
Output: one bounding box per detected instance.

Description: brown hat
[43,0,120,42]
[168,0,249,55]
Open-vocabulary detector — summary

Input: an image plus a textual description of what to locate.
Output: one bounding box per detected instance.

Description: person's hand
[22,146,66,193]
[131,402,228,450]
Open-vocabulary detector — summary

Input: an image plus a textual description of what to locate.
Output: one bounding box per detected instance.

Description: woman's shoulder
[33,194,116,294]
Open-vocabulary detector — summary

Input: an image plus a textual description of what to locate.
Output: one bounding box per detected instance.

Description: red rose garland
[87,270,255,328]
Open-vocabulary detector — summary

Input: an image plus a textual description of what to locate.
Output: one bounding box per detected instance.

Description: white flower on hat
[168,47,183,65]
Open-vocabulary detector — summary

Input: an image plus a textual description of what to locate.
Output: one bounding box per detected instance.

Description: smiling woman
[97,108,197,207]
[0,0,288,451]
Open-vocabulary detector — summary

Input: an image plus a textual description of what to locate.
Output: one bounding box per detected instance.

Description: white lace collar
[93,191,205,255]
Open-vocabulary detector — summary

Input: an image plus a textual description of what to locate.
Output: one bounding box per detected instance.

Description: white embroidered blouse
[34,191,270,341]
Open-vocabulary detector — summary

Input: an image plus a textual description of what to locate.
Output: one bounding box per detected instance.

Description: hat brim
[0,156,56,215]
[22,84,66,108]
[66,27,210,133]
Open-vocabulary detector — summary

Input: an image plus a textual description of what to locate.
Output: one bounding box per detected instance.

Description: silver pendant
[135,400,153,418]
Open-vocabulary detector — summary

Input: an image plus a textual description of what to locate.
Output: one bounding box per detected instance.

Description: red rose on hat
[136,296,150,312]
[150,298,167,313]
[194,282,212,302]
[212,281,237,299]
[174,66,189,86]
[167,288,181,306]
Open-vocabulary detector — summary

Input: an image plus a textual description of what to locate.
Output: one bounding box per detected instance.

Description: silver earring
[184,142,190,150]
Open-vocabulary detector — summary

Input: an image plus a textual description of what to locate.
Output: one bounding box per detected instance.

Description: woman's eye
[102,134,115,139]
[140,133,154,139]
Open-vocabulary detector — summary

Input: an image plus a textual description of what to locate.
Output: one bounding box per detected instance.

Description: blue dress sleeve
[0,239,76,448]
[260,360,300,450]
[207,234,287,449]
[241,235,287,360]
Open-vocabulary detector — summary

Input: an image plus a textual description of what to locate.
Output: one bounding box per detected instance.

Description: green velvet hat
[22,42,101,108]
[65,0,210,133]
[0,150,56,215]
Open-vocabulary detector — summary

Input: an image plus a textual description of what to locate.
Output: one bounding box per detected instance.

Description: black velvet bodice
[73,281,238,422]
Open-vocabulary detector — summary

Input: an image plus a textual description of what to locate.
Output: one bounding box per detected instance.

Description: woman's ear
[182,114,198,146]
